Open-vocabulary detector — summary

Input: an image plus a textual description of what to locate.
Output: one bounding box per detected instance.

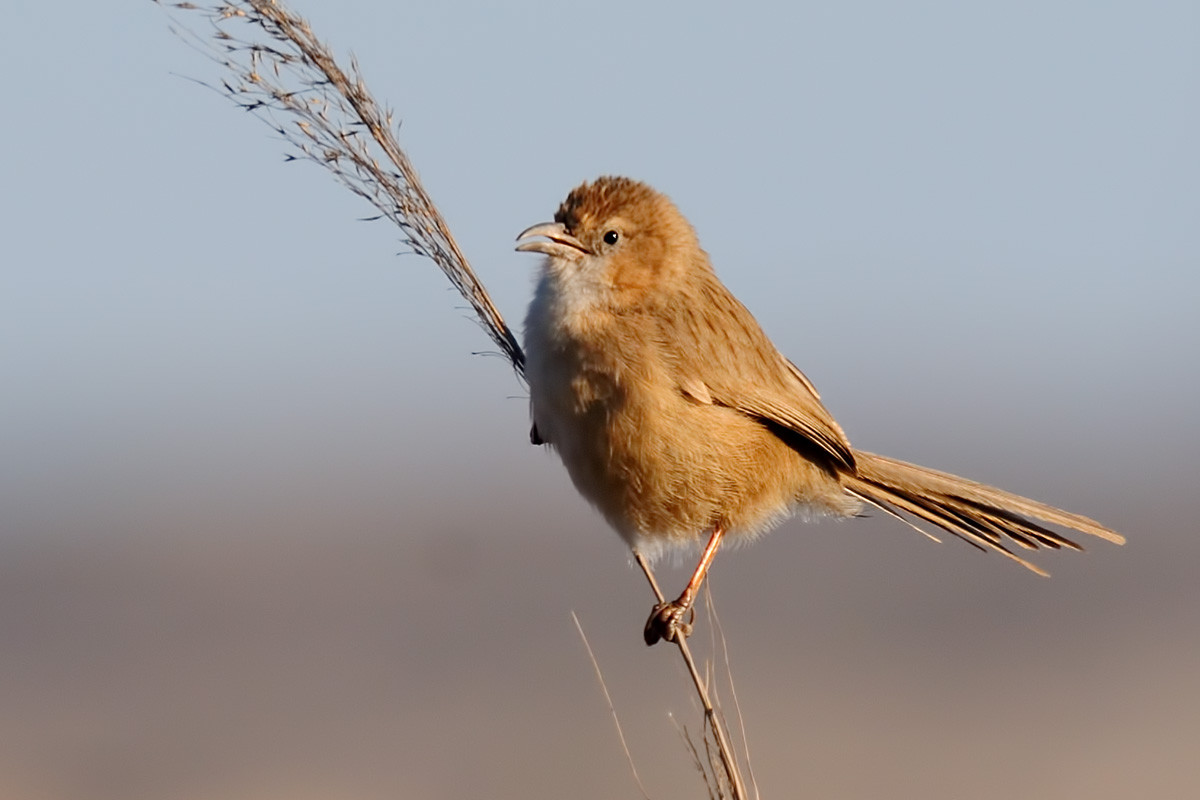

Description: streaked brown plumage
[516,176,1124,645]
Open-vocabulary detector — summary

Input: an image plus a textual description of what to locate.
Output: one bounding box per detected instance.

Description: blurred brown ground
[1,406,1195,800]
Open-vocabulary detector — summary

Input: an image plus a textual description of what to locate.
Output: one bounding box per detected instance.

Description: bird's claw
[644,600,693,646]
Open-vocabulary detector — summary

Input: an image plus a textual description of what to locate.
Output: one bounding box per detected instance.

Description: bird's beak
[515,222,588,259]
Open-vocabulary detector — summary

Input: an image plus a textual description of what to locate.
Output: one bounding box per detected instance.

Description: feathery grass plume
[153,0,525,378]
[154,2,750,797]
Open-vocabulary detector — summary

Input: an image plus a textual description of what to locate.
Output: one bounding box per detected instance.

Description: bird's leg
[644,523,725,646]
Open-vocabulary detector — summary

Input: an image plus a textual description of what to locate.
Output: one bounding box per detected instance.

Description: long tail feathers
[842,451,1125,576]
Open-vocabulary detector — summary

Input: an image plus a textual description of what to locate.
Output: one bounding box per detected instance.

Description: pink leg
[644,523,726,646]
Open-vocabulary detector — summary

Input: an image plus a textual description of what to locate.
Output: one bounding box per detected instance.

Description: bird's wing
[657,275,856,470]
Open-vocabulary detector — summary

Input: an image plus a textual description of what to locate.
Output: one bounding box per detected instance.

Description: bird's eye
[603,230,619,245]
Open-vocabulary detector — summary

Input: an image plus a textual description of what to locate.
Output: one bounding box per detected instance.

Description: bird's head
[516,177,707,304]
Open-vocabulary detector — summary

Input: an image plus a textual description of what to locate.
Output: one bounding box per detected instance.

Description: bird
[515,176,1124,646]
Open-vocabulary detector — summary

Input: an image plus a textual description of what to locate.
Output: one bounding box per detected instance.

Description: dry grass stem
[635,552,748,800]
[153,0,525,378]
[705,584,761,800]
[571,611,651,800]
[670,713,720,800]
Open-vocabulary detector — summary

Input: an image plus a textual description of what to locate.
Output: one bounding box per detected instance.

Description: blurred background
[2,1,1197,798]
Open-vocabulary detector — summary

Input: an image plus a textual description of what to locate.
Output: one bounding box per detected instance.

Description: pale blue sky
[1,3,1197,798]
[2,2,1195,508]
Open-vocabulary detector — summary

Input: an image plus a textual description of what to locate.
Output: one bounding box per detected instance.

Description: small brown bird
[516,176,1124,646]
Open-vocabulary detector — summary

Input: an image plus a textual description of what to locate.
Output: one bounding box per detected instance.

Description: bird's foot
[644,600,694,646]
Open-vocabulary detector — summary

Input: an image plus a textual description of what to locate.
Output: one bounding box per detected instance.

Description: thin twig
[670,713,719,800]
[705,583,761,800]
[635,552,748,800]
[571,611,652,800]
